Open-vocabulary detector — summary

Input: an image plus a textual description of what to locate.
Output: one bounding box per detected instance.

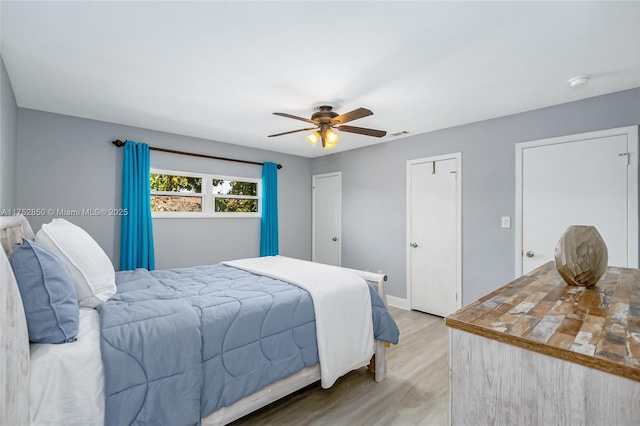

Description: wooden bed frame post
[348,269,389,382]
[1,219,33,425]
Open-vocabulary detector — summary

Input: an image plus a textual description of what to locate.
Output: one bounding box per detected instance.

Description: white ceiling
[1,1,639,158]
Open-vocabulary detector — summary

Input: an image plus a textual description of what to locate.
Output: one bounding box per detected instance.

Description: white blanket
[223,256,374,388]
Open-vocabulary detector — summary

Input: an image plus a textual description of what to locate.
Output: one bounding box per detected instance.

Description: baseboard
[386,296,410,310]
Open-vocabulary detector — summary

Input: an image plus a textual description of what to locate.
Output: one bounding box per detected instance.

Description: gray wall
[311,88,640,305]
[16,109,312,269]
[0,55,17,209]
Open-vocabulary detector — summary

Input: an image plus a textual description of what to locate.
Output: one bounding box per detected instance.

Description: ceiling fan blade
[268,127,317,137]
[332,108,373,125]
[273,112,318,125]
[337,125,387,138]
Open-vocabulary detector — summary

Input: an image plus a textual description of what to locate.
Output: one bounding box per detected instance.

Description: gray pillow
[9,239,79,343]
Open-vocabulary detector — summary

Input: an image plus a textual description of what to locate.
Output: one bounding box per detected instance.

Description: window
[150,172,203,213]
[150,168,260,218]
[212,179,259,213]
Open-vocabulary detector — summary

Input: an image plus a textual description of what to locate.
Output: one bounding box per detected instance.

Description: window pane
[214,198,258,213]
[212,179,257,196]
[150,174,202,193]
[151,195,202,212]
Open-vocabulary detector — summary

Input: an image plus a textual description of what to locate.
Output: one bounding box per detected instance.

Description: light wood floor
[232,308,449,426]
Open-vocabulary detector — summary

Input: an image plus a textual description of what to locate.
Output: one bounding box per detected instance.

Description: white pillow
[35,219,116,308]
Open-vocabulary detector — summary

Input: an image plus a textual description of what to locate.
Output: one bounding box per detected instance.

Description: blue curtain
[120,141,155,270]
[260,162,279,256]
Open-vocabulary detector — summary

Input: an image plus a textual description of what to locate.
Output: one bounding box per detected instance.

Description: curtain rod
[111,140,282,169]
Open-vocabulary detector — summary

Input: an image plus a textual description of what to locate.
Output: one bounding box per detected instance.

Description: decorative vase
[554,225,608,287]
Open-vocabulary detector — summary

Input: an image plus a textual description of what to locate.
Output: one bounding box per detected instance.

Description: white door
[312,172,341,266]
[407,154,461,317]
[517,127,638,275]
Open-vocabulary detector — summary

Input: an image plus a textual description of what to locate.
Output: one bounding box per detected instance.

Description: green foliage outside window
[214,198,258,213]
[212,179,258,213]
[212,179,257,196]
[150,174,202,193]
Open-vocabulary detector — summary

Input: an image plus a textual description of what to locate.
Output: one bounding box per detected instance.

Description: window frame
[150,168,261,219]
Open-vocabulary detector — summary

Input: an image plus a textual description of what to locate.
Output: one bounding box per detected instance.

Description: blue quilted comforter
[98,264,399,426]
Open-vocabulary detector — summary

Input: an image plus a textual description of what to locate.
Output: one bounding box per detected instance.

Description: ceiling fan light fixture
[306,131,320,146]
[324,129,339,149]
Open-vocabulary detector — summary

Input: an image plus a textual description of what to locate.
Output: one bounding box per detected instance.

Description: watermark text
[1,208,128,217]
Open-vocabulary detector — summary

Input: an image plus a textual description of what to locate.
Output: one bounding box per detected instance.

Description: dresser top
[445,261,640,382]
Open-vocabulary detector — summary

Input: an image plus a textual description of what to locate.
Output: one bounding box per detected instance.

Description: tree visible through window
[150,174,203,212]
[212,179,258,213]
[150,169,260,217]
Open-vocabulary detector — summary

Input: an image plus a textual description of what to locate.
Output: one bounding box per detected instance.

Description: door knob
[332,237,338,241]
[410,242,418,248]
[525,251,535,258]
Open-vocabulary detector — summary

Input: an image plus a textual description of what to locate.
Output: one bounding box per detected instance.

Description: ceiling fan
[268,105,387,149]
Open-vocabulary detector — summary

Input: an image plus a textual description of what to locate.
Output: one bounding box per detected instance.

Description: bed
[0,216,399,425]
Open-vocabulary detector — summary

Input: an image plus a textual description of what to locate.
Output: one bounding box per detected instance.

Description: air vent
[389,130,410,137]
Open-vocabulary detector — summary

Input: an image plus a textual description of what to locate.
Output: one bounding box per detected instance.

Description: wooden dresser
[445,261,640,425]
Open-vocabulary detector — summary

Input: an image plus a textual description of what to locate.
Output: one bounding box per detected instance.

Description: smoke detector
[569,76,590,88]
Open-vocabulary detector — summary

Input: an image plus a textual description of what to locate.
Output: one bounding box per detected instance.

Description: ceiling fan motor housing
[311,106,339,123]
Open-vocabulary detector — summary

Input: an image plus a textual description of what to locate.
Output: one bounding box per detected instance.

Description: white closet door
[408,157,459,317]
[521,134,632,274]
[312,172,341,266]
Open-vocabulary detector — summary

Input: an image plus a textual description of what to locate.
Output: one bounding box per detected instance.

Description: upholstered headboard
[0,216,32,425]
